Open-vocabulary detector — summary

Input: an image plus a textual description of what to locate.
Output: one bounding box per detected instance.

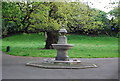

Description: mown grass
[1,33,118,58]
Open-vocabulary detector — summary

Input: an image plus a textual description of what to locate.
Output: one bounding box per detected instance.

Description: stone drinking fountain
[51,25,81,64]
[52,26,72,61]
[26,25,97,69]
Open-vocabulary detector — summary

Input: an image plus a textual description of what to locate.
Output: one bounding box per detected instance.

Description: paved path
[1,51,119,79]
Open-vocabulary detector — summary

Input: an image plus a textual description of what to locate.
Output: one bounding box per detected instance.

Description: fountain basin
[52,44,74,50]
[52,44,74,61]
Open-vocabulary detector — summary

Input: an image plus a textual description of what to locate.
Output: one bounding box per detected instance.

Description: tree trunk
[45,31,59,49]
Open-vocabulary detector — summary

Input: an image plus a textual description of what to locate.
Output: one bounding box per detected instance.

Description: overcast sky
[3,0,119,12]
[81,0,119,12]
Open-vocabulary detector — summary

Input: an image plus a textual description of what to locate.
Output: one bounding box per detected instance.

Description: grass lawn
[0,33,118,58]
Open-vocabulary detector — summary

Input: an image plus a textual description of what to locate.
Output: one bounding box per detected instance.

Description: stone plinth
[52,60,81,65]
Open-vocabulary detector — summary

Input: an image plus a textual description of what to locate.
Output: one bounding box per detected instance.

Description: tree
[30,2,109,48]
[2,1,110,49]
[30,2,65,49]
[2,2,21,36]
[91,8,109,35]
[2,1,40,36]
[0,1,2,38]
[108,7,119,36]
[63,2,105,35]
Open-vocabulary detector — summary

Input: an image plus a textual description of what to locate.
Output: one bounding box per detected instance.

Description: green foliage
[1,34,118,58]
[107,7,119,36]
[108,7,119,28]
[2,2,22,35]
[30,2,61,31]
[2,2,110,35]
[2,1,40,35]
[61,2,107,34]
[109,7,119,17]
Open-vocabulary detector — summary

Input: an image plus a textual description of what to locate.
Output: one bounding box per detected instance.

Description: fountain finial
[59,24,67,36]
[62,24,64,28]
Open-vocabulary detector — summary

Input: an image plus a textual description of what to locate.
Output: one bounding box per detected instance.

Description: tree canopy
[2,1,109,34]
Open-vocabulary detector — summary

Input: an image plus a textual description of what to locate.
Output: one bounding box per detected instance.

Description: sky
[81,0,119,13]
[3,0,119,13]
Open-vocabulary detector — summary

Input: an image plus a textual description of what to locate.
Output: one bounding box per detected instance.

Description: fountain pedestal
[56,48,69,61]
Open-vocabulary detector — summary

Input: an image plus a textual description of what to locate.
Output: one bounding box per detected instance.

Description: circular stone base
[26,59,97,69]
